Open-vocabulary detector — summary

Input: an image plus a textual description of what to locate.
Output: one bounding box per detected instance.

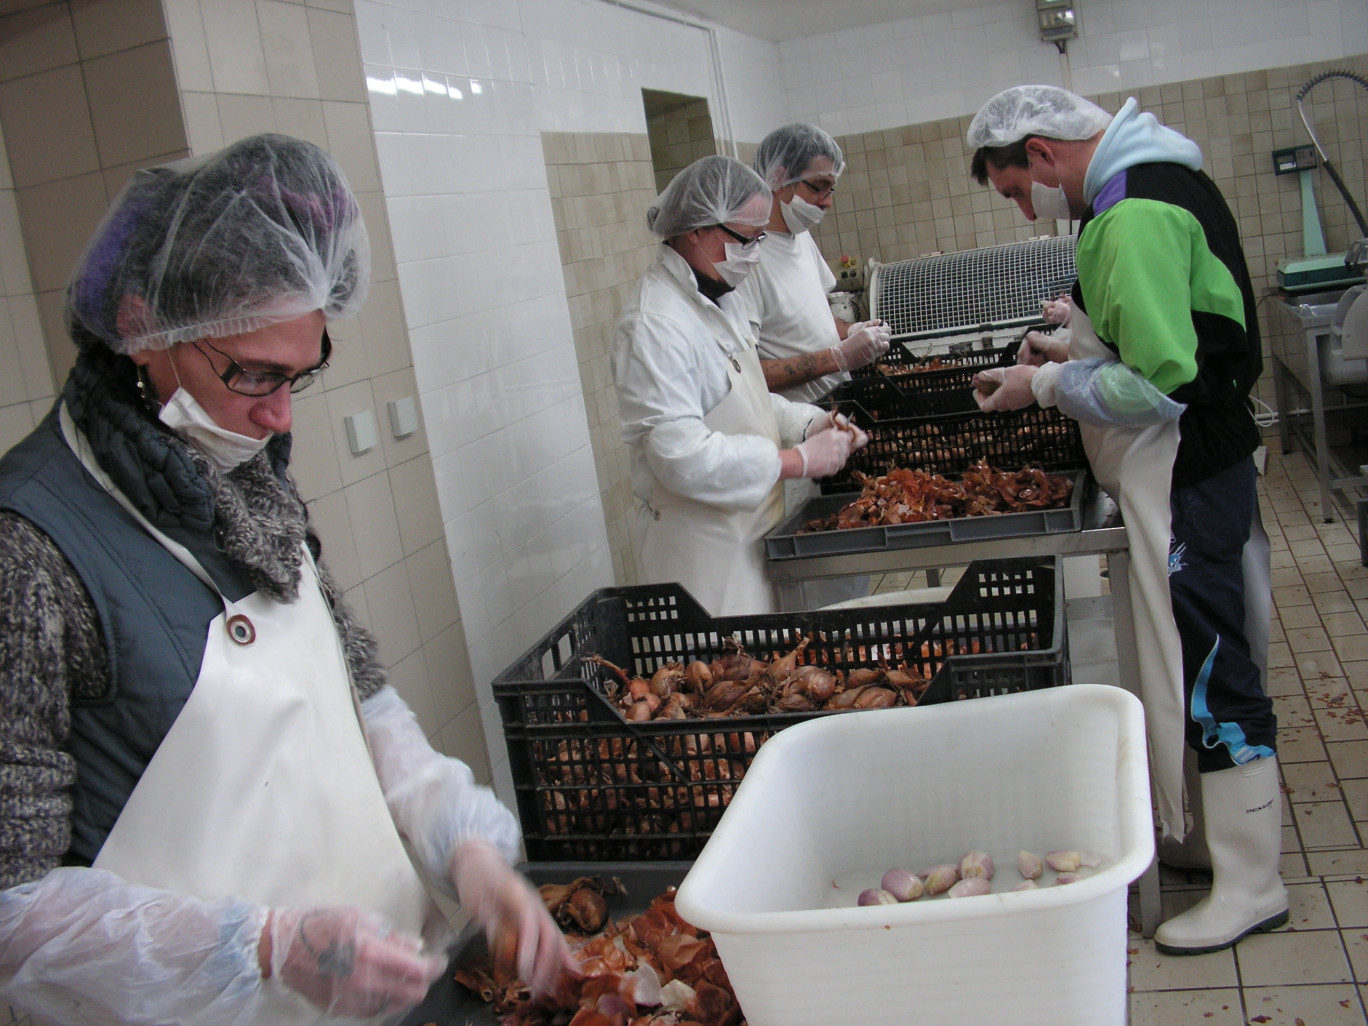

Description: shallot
[858,887,899,906]
[958,850,994,880]
[880,867,925,902]
[947,877,991,898]
[1016,850,1044,880]
[1045,850,1082,873]
[922,864,959,895]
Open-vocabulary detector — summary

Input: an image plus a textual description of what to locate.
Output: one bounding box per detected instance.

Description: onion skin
[853,686,897,709]
[844,667,882,688]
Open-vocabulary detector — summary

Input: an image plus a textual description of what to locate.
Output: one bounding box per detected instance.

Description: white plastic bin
[674,684,1152,1026]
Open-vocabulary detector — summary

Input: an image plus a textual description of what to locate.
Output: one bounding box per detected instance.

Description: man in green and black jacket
[965,85,1285,957]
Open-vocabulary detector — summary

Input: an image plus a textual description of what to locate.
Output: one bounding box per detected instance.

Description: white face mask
[158,387,271,473]
[715,241,763,287]
[780,194,826,233]
[1030,180,1073,221]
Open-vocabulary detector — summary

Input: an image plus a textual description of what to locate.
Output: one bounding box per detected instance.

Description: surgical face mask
[1030,180,1073,221]
[158,387,271,472]
[714,241,762,287]
[780,194,826,233]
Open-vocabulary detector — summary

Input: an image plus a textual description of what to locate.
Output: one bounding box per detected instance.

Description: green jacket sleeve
[1076,198,1203,396]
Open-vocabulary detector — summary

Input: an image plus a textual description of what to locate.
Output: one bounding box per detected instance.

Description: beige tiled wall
[647,97,719,194]
[543,130,659,587]
[0,0,188,413]
[0,0,485,776]
[812,53,1368,430]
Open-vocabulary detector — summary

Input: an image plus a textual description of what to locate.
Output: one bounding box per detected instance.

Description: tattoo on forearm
[763,351,829,390]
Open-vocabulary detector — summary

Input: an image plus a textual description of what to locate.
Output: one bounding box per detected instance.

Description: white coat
[613,245,821,614]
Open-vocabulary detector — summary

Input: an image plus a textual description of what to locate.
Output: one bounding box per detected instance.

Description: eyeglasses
[712,224,767,251]
[796,177,837,199]
[194,330,332,396]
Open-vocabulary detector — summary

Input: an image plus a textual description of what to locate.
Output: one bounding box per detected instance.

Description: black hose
[1295,69,1368,238]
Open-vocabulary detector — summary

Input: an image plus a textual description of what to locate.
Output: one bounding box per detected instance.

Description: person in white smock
[966,87,1284,957]
[735,123,891,607]
[736,123,891,404]
[613,155,868,616]
[0,134,572,1025]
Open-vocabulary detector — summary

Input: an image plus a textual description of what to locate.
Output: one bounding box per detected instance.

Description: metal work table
[767,487,1163,936]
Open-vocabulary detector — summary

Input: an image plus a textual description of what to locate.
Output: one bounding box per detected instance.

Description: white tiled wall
[354,0,795,805]
[777,0,1368,137]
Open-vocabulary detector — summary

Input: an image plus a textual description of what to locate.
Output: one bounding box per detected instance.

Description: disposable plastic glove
[1041,294,1073,325]
[363,686,521,890]
[266,905,445,1018]
[1048,357,1187,426]
[972,364,1038,412]
[0,866,266,1026]
[449,840,576,997]
[792,426,856,478]
[803,410,869,450]
[1016,330,1071,366]
[831,320,892,372]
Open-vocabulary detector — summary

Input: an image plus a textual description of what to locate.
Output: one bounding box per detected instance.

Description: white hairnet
[753,123,845,190]
[966,85,1112,149]
[645,155,771,239]
[66,133,369,355]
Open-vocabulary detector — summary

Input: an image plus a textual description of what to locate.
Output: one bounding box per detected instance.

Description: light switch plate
[344,409,378,454]
[388,396,419,438]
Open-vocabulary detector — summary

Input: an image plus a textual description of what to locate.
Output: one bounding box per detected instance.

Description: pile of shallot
[453,878,742,1026]
[859,848,1106,905]
[586,634,938,723]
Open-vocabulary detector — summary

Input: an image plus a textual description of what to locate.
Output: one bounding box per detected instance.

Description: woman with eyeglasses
[0,134,571,1025]
[613,154,867,616]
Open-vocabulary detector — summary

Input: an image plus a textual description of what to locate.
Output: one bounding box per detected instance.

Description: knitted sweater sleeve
[0,511,106,890]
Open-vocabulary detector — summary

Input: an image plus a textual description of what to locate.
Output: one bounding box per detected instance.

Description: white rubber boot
[1154,756,1288,955]
[1158,746,1212,872]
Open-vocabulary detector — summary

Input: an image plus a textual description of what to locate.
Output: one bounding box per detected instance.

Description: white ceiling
[643,0,969,43]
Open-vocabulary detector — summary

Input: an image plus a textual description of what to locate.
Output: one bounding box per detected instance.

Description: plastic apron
[1066,309,1188,842]
[39,404,441,1026]
[638,340,785,616]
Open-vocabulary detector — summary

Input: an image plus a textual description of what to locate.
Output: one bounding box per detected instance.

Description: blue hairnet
[67,133,369,354]
[645,155,770,238]
[752,123,845,190]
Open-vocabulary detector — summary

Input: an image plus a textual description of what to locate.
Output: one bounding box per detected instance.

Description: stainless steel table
[767,489,1164,936]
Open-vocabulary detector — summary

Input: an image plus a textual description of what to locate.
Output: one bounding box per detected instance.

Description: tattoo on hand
[299,913,356,979]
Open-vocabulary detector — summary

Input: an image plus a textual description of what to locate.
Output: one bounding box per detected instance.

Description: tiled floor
[1125,447,1368,1026]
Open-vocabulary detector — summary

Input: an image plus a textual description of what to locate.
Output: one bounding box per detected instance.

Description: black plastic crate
[817,404,1087,494]
[493,558,1066,861]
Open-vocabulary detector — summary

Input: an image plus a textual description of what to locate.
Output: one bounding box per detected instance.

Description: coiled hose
[1295,69,1368,238]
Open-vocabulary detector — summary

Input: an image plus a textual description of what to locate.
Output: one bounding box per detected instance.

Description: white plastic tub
[674,684,1152,1026]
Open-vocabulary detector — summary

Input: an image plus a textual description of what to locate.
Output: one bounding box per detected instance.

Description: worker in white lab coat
[0,134,571,1025]
[736,123,891,404]
[613,155,867,616]
[966,86,1283,956]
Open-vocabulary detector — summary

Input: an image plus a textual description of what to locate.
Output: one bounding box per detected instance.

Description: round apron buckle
[226,613,256,645]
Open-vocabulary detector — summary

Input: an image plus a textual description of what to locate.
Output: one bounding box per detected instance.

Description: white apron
[43,406,441,1026]
[1067,309,1188,841]
[638,341,786,616]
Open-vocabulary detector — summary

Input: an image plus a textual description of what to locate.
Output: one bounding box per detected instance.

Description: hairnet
[966,85,1112,149]
[66,133,369,355]
[752,123,845,190]
[645,155,771,239]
